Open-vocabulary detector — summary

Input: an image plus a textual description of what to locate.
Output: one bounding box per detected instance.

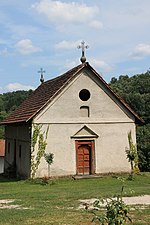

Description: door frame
[75,140,95,175]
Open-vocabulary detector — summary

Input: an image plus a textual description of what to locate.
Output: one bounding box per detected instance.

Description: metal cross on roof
[77,41,89,64]
[38,68,45,84]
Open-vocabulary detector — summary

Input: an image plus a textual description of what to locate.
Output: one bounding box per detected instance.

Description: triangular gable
[1,62,144,125]
[71,125,99,138]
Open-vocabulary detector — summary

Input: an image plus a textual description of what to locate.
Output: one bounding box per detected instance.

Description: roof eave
[0,119,32,126]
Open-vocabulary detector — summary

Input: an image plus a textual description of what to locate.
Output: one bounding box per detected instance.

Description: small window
[80,106,90,117]
[19,145,22,158]
[8,142,10,154]
[79,89,90,101]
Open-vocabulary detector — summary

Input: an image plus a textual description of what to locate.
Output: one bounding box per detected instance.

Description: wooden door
[76,141,95,175]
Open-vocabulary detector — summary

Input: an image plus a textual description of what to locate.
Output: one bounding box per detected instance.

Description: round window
[79,89,90,101]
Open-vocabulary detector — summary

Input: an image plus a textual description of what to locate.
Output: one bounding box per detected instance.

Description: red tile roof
[0,140,5,157]
[1,63,85,124]
[0,62,144,125]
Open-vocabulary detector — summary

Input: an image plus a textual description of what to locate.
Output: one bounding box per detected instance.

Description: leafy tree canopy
[110,71,150,171]
[0,90,32,139]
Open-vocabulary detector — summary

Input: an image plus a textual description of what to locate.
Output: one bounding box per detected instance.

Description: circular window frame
[79,89,91,101]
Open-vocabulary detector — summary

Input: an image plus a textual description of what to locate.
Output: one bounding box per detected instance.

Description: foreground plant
[89,180,132,225]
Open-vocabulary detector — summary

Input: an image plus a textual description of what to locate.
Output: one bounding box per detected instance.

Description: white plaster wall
[34,122,134,177]
[34,124,76,177]
[94,123,135,173]
[33,70,136,177]
[35,71,135,124]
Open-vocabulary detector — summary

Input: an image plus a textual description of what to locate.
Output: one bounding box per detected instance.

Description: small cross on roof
[77,41,89,63]
[38,68,45,84]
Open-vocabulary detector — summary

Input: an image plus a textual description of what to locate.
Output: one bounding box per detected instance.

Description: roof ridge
[0,62,144,125]
[43,63,84,84]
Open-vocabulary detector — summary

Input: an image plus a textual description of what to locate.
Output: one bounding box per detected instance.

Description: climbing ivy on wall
[126,130,140,176]
[31,124,49,178]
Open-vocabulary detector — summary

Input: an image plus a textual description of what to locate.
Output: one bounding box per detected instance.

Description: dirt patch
[79,195,150,210]
[122,195,150,205]
[0,199,31,209]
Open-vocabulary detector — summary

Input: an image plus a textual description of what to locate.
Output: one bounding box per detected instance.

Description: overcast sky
[0,0,150,93]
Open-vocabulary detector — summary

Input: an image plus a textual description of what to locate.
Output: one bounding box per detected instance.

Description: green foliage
[92,197,132,225]
[44,152,54,165]
[26,177,56,185]
[44,152,54,177]
[0,110,8,121]
[0,126,4,139]
[0,90,31,139]
[126,131,140,176]
[110,72,150,123]
[2,90,32,113]
[110,71,150,171]
[31,124,49,178]
[91,179,132,225]
[137,124,150,171]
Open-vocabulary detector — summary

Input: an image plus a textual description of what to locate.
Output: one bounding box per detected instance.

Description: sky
[0,0,150,93]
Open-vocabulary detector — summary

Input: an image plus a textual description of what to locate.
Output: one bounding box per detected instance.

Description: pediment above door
[71,125,99,139]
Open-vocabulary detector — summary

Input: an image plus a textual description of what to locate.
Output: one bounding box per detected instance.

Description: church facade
[1,62,143,178]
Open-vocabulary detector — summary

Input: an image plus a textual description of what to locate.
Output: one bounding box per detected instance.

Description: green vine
[126,130,140,176]
[31,124,49,178]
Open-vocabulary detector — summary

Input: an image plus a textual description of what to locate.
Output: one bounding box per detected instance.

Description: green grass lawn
[0,173,150,225]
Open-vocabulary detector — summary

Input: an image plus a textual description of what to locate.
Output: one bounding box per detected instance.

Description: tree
[0,90,32,139]
[110,71,150,171]
[44,153,54,177]
[137,124,150,171]
[3,90,32,113]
